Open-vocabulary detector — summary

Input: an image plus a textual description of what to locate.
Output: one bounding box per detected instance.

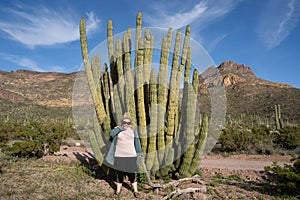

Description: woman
[105,112,143,198]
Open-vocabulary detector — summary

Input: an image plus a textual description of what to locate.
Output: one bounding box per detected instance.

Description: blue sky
[0,0,299,88]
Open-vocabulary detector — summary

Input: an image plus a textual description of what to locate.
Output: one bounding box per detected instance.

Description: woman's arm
[109,126,124,138]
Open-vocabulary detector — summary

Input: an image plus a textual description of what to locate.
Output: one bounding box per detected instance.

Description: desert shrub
[217,122,300,154]
[1,119,77,158]
[274,126,300,150]
[218,124,274,154]
[265,155,300,196]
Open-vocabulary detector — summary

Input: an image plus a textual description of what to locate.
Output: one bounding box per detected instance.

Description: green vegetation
[216,122,300,155]
[265,155,300,197]
[0,119,77,158]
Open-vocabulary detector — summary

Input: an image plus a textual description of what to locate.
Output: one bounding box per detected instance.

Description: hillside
[217,61,300,123]
[0,61,299,123]
[0,70,75,120]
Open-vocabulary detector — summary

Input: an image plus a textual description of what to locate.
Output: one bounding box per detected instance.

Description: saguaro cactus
[275,104,283,130]
[79,12,209,178]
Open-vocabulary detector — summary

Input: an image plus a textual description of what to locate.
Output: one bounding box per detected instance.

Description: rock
[223,74,243,86]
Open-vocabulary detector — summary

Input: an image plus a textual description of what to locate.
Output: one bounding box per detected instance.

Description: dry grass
[0,152,165,200]
[0,153,109,200]
[1,151,297,200]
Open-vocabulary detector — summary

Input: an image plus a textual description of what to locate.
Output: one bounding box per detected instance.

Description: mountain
[0,61,299,123]
[0,70,75,120]
[214,61,300,123]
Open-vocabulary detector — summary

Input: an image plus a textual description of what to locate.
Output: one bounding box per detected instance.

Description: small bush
[1,119,77,158]
[217,123,300,154]
[265,155,300,196]
[274,126,300,150]
[218,124,274,154]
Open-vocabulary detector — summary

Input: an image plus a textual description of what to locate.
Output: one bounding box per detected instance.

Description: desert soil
[42,146,293,199]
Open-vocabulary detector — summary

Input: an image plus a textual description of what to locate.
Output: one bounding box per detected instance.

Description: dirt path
[43,146,293,171]
[200,154,292,171]
[41,146,295,199]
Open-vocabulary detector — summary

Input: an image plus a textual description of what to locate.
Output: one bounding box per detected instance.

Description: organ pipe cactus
[79,12,209,179]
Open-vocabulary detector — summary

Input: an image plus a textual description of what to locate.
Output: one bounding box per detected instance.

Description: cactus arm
[123,30,137,124]
[79,18,107,124]
[115,38,125,112]
[88,129,104,165]
[107,19,118,86]
[146,69,158,170]
[136,38,148,153]
[184,47,192,84]
[165,30,182,139]
[188,114,208,175]
[192,69,199,93]
[91,55,101,91]
[113,85,123,123]
[102,64,111,117]
[163,30,182,173]
[143,28,152,85]
[178,84,197,177]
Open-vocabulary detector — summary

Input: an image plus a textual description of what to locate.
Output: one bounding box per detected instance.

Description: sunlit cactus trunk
[107,20,117,85]
[115,38,125,113]
[146,69,158,171]
[79,18,108,127]
[164,30,182,173]
[136,38,148,153]
[80,18,110,164]
[275,104,283,130]
[91,55,100,91]
[123,29,137,124]
[178,84,197,177]
[188,113,208,175]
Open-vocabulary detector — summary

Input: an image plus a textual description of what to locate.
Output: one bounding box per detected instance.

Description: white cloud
[144,0,243,30]
[0,52,75,72]
[145,2,207,29]
[257,0,300,49]
[207,34,228,52]
[48,65,70,73]
[0,5,100,48]
[0,52,44,71]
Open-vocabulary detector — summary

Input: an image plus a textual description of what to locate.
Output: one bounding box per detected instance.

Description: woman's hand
[123,123,129,130]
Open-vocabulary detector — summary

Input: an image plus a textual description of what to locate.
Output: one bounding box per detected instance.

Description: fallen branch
[162,186,207,200]
[160,174,204,189]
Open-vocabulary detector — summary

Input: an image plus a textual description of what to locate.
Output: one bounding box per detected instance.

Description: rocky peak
[218,61,256,78]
